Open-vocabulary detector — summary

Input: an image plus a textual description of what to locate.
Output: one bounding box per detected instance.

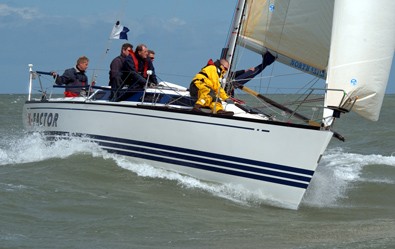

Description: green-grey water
[1,94,395,248]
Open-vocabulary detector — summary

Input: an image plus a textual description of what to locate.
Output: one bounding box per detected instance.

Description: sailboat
[22,0,394,209]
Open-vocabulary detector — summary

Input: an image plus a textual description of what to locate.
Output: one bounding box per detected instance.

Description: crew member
[190,58,233,115]
[109,43,133,101]
[51,56,89,97]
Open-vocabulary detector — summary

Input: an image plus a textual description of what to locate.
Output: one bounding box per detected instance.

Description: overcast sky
[0,0,394,94]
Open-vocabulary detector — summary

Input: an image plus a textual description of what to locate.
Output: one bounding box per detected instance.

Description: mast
[222,0,247,86]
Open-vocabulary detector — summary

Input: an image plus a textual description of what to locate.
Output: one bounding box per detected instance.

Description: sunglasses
[220,64,228,71]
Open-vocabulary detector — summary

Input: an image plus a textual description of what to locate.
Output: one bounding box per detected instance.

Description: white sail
[325,0,395,121]
[239,0,394,121]
[239,0,334,78]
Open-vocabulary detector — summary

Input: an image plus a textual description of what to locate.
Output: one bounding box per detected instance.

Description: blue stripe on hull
[44,131,313,189]
[98,141,311,182]
[91,134,314,176]
[105,148,309,189]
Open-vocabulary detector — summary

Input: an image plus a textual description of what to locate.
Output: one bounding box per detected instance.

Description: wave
[106,154,269,207]
[2,134,394,209]
[104,147,395,209]
[302,147,395,208]
[0,132,103,166]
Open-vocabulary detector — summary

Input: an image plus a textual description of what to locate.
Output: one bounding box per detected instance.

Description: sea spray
[109,153,298,208]
[0,132,103,166]
[303,147,395,208]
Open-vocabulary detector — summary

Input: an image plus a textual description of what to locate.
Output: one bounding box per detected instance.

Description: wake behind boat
[22,0,394,209]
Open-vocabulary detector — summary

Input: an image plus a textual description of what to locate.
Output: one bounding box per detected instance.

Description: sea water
[1,94,394,249]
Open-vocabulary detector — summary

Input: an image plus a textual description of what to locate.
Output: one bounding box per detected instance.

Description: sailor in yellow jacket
[189,58,233,115]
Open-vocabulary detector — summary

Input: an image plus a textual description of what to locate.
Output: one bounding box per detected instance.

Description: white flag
[109,21,129,40]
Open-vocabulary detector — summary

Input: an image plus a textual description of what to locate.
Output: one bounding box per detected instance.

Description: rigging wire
[223,1,238,53]
[90,0,127,87]
[261,0,275,94]
[264,0,291,94]
[233,0,251,76]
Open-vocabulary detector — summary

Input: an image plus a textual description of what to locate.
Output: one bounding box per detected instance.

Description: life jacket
[142,60,149,78]
[128,50,139,70]
[129,50,149,78]
[200,59,222,78]
[206,59,215,66]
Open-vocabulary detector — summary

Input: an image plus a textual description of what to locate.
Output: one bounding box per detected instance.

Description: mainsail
[239,0,334,78]
[237,0,394,121]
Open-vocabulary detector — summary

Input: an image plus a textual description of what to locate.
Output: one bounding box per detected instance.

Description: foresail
[325,0,395,121]
[239,0,334,79]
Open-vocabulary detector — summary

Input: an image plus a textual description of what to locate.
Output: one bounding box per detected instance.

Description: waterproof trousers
[192,81,224,112]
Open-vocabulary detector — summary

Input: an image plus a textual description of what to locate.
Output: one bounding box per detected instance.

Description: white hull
[23,99,333,209]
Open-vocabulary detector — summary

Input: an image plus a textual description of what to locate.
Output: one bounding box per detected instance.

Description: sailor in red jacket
[121,48,147,90]
[134,44,158,85]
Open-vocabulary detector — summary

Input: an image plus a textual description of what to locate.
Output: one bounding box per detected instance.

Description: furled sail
[325,0,395,121]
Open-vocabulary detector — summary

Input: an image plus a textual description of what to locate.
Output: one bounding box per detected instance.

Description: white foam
[0,182,29,192]
[302,147,395,208]
[2,134,247,205]
[100,147,395,209]
[109,154,299,208]
[109,154,254,205]
[0,132,103,166]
